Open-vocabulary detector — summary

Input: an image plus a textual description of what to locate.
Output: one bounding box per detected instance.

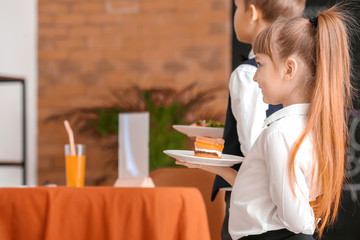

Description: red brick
[102,25,139,37]
[38,15,55,26]
[38,37,56,51]
[71,2,104,13]
[105,0,140,14]
[55,38,86,50]
[68,50,105,61]
[38,50,68,60]
[68,26,102,37]
[39,3,69,14]
[87,35,122,50]
[141,0,175,12]
[88,14,122,24]
[54,14,87,25]
[38,27,69,37]
[103,72,140,85]
[104,49,139,60]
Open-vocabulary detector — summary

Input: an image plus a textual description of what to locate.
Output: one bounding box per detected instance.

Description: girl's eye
[256,62,261,67]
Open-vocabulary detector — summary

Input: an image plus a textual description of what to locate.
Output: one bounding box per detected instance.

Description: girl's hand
[175,160,199,168]
[175,160,223,173]
[175,160,237,186]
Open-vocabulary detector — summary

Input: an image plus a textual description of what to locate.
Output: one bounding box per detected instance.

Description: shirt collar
[263,103,310,128]
[248,49,255,59]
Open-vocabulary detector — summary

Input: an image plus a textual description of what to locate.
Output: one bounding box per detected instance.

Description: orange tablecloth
[0,187,211,240]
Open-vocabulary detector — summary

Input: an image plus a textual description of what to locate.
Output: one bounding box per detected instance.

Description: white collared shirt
[229,104,319,239]
[229,50,268,156]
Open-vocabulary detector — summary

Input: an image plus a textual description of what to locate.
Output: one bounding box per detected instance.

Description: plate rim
[172,124,224,138]
[163,149,243,166]
[173,124,224,130]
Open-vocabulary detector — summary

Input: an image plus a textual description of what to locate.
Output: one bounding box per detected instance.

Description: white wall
[0,0,38,185]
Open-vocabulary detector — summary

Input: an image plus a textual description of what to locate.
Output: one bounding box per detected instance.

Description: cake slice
[194,136,225,159]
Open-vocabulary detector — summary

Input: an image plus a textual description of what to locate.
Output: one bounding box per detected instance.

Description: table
[0,187,211,240]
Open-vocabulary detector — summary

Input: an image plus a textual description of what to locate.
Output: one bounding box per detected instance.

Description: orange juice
[66,155,86,187]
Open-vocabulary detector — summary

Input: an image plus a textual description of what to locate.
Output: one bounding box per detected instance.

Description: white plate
[173,125,224,138]
[163,150,243,167]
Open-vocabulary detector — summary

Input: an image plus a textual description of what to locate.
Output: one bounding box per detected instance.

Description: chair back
[150,167,225,240]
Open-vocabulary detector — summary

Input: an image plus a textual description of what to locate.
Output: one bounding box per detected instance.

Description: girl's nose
[253,72,258,82]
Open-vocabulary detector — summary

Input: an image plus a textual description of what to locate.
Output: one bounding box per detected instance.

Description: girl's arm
[175,161,238,186]
[265,131,315,234]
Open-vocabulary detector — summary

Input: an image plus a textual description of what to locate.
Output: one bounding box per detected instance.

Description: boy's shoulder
[232,57,257,76]
[241,58,257,67]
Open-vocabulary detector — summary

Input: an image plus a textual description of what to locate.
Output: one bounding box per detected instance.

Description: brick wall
[38,0,232,186]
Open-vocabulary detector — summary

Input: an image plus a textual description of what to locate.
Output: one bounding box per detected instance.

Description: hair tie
[309,16,318,28]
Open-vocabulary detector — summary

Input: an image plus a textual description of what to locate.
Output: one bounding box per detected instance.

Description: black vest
[211,58,282,200]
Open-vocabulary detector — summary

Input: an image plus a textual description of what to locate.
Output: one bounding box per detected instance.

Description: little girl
[176,4,353,240]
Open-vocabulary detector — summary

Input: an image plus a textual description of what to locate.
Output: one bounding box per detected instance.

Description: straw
[64,120,76,156]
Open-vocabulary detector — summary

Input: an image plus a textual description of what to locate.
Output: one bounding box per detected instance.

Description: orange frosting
[194,136,225,159]
[195,136,225,145]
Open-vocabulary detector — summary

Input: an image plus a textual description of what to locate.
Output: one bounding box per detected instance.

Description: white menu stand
[113,177,154,188]
[114,112,153,187]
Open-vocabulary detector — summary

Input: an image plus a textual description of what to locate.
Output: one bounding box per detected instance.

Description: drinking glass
[65,144,86,187]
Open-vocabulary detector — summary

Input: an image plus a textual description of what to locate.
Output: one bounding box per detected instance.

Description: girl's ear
[285,57,298,80]
[249,4,261,23]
